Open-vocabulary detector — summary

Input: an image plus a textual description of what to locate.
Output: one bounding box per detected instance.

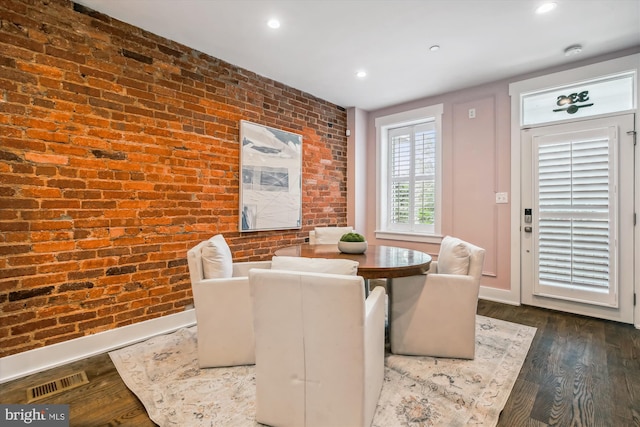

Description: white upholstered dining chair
[308,225,353,244]
[187,235,270,368]
[389,236,485,359]
[249,261,385,427]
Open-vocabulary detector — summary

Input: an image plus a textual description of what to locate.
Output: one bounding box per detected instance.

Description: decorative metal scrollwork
[553,90,594,114]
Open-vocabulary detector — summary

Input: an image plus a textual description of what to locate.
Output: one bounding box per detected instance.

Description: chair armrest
[232,260,271,277]
[391,273,478,333]
[426,273,478,291]
[365,286,386,321]
[424,273,480,309]
[193,275,250,288]
[365,287,385,345]
[390,261,435,290]
[192,276,253,311]
[427,260,439,274]
[191,274,256,367]
[364,286,385,424]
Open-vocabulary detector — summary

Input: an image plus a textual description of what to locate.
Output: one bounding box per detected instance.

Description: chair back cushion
[202,234,233,279]
[271,255,358,275]
[187,240,207,284]
[466,242,486,282]
[437,235,471,275]
[313,226,353,244]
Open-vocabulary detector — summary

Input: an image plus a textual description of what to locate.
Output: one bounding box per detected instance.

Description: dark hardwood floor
[1,300,639,426]
[479,301,640,427]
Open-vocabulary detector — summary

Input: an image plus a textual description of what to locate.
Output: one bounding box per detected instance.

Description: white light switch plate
[496,192,508,204]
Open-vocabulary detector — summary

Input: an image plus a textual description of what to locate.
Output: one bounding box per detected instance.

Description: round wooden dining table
[274,243,432,341]
[274,243,432,293]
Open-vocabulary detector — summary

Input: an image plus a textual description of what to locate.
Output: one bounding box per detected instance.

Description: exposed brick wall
[0,0,348,357]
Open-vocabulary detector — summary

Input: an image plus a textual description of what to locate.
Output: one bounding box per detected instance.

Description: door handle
[524,226,532,233]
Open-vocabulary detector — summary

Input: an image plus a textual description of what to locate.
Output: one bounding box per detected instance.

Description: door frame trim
[522,116,634,321]
[509,53,640,328]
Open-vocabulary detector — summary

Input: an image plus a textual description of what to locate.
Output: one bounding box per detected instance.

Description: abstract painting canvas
[239,120,302,232]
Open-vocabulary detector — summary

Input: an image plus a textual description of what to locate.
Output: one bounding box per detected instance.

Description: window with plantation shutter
[389,123,436,230]
[375,104,442,242]
[533,126,618,307]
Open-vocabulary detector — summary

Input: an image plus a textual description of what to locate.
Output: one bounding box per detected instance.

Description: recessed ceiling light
[564,44,583,56]
[267,19,280,29]
[429,45,440,52]
[355,70,367,78]
[536,2,557,14]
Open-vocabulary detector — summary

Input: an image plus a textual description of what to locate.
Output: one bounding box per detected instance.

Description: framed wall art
[239,120,303,232]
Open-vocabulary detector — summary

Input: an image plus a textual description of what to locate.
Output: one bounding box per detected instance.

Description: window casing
[375,105,443,243]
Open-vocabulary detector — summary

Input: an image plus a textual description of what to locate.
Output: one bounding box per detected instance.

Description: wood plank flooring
[478,301,640,427]
[1,300,639,426]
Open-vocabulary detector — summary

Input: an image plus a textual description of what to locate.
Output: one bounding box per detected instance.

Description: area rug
[109,315,536,426]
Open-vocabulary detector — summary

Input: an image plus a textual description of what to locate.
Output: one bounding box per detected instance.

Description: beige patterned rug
[110,315,535,426]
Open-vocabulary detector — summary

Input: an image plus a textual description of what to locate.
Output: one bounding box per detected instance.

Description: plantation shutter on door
[533,126,618,307]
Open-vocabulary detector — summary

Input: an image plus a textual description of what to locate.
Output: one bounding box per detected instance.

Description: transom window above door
[520,71,635,126]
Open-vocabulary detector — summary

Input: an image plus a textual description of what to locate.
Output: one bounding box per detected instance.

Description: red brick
[17,61,64,78]
[0,311,36,326]
[11,318,57,335]
[7,253,55,266]
[59,311,96,324]
[32,241,75,253]
[21,273,66,288]
[24,152,68,165]
[34,325,77,340]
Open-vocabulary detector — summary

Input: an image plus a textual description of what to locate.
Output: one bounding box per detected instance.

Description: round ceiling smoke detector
[564,44,583,56]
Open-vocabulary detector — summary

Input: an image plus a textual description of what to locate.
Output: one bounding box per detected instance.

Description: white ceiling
[74,0,640,111]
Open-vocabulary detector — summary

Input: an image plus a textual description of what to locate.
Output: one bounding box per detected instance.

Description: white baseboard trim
[0,308,196,384]
[479,285,520,306]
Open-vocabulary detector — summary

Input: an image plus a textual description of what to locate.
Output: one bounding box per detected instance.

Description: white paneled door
[521,114,635,323]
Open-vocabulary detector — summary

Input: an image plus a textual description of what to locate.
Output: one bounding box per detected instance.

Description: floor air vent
[26,371,89,403]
